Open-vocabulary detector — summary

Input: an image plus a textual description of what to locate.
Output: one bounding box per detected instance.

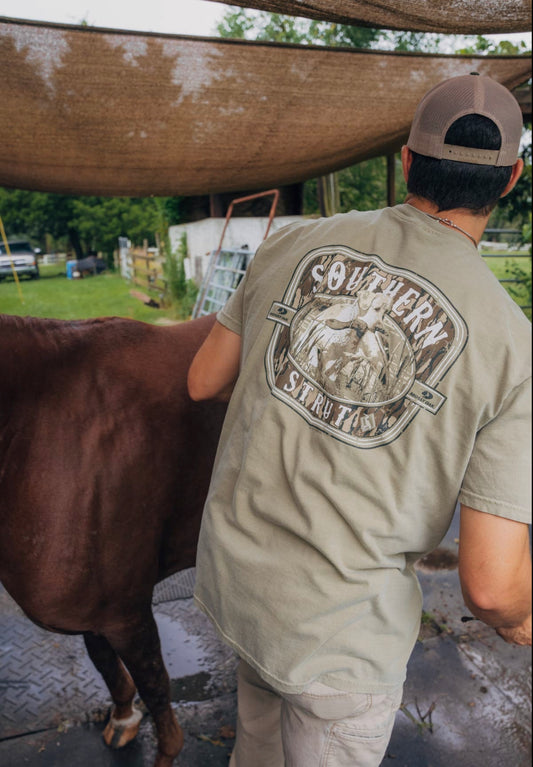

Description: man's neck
[405,195,489,247]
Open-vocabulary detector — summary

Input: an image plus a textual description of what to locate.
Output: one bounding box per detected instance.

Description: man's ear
[500,158,524,198]
[401,145,413,182]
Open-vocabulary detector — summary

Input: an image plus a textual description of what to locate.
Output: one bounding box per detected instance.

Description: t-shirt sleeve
[216,269,248,336]
[458,376,531,523]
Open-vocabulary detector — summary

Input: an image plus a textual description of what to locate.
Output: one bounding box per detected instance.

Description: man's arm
[188,320,241,402]
[459,504,532,645]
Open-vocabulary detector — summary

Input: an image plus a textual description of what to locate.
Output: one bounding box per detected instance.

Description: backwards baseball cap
[407,73,523,166]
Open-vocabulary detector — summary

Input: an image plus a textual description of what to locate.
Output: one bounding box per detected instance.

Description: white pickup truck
[0,239,40,280]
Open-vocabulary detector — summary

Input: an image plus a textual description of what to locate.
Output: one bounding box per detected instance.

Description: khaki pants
[229,660,403,767]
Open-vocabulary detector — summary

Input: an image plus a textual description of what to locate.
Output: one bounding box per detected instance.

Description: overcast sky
[0,0,229,36]
[1,1,530,47]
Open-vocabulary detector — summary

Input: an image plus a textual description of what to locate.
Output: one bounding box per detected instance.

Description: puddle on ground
[155,614,214,702]
[155,613,207,679]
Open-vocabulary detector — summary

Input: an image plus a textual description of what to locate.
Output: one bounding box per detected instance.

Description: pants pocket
[323,722,391,767]
[320,693,400,767]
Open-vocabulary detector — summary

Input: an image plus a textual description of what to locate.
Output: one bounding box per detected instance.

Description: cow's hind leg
[105,611,183,767]
[83,632,143,748]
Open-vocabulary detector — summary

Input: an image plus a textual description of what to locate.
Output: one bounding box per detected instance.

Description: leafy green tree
[217,10,381,47]
[0,189,74,249]
[488,137,532,232]
[380,31,445,52]
[69,197,159,260]
[457,36,530,55]
[217,10,463,51]
[0,187,184,264]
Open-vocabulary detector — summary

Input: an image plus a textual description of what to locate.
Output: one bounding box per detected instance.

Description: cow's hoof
[154,749,182,767]
[103,705,143,749]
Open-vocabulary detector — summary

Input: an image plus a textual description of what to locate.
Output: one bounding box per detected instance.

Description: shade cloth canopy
[0,18,530,197]
[208,0,532,35]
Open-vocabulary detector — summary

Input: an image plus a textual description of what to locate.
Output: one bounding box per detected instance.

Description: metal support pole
[0,215,24,304]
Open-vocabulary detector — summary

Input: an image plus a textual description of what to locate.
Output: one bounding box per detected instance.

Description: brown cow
[0,312,226,767]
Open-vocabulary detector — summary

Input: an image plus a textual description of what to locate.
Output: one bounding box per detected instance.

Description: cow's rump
[0,312,225,631]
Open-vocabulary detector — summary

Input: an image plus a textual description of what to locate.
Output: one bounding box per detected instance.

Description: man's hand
[496,614,532,646]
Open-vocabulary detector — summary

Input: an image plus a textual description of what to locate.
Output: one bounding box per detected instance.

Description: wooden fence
[129,243,166,294]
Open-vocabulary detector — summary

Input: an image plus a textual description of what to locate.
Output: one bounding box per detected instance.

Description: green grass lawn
[1,256,530,323]
[0,264,178,323]
[481,250,531,316]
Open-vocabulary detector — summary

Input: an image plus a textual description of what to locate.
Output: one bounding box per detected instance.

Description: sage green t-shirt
[194,204,531,694]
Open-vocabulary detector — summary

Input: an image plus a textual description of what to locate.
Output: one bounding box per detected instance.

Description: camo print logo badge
[265,246,468,448]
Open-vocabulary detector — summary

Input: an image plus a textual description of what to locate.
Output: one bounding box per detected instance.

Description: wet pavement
[0,509,531,766]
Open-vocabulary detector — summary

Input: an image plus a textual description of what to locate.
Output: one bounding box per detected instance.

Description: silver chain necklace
[422,211,478,248]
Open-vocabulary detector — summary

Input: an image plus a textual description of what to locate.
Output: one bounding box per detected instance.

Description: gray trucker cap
[407,74,523,166]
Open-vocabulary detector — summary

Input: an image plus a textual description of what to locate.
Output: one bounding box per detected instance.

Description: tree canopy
[0,189,183,262]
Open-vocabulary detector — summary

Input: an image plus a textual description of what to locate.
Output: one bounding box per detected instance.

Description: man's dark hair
[407,114,514,216]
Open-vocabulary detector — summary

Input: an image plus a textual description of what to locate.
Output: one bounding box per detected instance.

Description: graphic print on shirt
[265,246,468,448]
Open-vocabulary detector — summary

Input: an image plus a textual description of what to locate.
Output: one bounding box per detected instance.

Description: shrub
[163,233,198,319]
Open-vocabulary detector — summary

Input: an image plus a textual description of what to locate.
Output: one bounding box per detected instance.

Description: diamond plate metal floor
[0,594,107,738]
[0,575,237,741]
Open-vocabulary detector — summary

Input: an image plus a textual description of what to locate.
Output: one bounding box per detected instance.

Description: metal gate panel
[193,247,254,318]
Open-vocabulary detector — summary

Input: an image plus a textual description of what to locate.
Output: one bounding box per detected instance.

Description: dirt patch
[418,611,444,641]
